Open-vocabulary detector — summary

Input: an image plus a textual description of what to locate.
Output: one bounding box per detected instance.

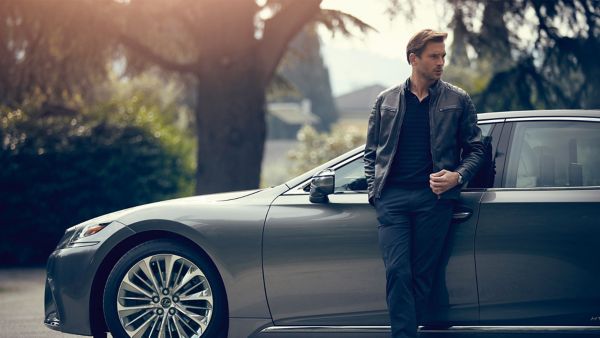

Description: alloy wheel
[116,254,214,338]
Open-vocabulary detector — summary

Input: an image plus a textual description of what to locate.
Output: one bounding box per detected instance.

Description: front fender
[119,203,271,318]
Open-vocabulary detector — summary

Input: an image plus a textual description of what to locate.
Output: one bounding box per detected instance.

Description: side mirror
[309,169,335,203]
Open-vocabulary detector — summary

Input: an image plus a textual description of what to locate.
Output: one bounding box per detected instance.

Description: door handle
[452,211,472,221]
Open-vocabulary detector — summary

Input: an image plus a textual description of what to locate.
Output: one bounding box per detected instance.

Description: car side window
[505,121,600,188]
[334,157,367,193]
[465,123,496,189]
[333,123,496,193]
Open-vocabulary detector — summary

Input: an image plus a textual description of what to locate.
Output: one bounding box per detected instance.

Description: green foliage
[89,74,196,196]
[0,95,194,266]
[443,60,493,97]
[287,124,365,176]
[393,0,600,111]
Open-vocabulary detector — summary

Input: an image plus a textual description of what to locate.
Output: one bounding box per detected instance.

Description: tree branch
[531,2,559,43]
[257,0,322,87]
[315,9,376,37]
[579,0,597,38]
[118,33,196,73]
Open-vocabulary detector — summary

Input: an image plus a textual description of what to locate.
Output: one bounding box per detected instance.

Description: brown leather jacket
[364,79,485,204]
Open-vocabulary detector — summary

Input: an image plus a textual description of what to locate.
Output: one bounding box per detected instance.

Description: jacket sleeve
[364,95,382,205]
[455,93,485,182]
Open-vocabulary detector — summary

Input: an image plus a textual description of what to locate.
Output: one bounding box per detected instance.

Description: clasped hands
[429,169,460,196]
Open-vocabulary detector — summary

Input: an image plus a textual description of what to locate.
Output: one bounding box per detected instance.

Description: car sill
[260,325,600,334]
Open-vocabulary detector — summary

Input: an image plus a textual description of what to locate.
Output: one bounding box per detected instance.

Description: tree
[106,0,370,194]
[278,25,338,132]
[1,0,371,195]
[0,0,113,106]
[391,0,600,111]
[288,124,365,176]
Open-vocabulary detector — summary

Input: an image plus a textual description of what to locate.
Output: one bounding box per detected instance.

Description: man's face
[412,41,446,81]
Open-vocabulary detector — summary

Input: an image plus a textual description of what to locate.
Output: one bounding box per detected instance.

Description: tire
[103,239,227,338]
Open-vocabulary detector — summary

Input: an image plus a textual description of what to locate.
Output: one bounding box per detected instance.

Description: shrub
[287,124,366,176]
[0,101,193,265]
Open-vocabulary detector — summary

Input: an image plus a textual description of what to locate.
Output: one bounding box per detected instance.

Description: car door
[262,121,500,328]
[263,153,388,327]
[476,117,600,325]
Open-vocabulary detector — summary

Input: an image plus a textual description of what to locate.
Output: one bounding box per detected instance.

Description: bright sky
[319,0,450,96]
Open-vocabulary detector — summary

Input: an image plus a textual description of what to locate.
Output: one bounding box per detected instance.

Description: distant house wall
[266,99,319,139]
[335,84,387,133]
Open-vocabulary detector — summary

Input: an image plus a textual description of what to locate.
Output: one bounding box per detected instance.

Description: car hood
[75,189,263,228]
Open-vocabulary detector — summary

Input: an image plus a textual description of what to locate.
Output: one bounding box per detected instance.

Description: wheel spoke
[119,295,150,301]
[158,313,168,338]
[172,315,189,338]
[140,257,162,292]
[175,312,204,336]
[172,267,204,295]
[125,308,153,330]
[176,306,209,333]
[126,265,156,296]
[147,313,161,338]
[167,316,174,338]
[117,303,154,314]
[128,312,156,338]
[157,259,167,290]
[180,289,212,302]
[121,278,153,299]
[163,255,178,288]
[181,304,211,311]
[181,282,204,297]
[173,260,185,288]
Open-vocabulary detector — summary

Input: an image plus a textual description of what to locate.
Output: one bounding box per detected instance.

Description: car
[44,109,600,338]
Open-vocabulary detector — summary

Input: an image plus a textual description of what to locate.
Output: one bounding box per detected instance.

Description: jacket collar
[402,77,443,97]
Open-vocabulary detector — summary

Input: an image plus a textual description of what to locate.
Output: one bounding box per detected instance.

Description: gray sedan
[45,109,600,337]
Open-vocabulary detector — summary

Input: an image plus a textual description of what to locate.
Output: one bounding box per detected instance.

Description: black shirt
[387,87,433,188]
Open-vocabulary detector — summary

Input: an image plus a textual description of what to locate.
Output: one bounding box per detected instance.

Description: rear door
[476,117,600,325]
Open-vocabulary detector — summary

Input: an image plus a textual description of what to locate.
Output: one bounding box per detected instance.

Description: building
[267,99,319,139]
[335,84,387,132]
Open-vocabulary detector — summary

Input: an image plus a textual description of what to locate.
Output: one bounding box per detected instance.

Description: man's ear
[408,52,417,66]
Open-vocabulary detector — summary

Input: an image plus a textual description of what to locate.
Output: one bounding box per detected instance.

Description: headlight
[59,208,134,249]
[73,222,111,240]
[66,221,113,248]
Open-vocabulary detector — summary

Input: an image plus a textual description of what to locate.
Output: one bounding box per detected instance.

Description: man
[363,29,485,338]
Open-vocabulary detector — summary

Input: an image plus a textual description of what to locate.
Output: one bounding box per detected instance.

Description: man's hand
[430,169,460,195]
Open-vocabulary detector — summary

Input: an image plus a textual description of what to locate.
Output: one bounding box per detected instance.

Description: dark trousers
[374,186,454,338]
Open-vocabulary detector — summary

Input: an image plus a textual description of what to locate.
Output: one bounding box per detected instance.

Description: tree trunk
[194,62,267,194]
[111,0,322,194]
[449,8,470,68]
[479,0,511,70]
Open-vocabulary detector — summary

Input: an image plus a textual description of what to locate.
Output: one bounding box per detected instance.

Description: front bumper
[44,222,135,335]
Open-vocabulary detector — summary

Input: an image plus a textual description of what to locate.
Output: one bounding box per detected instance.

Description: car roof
[478,109,600,120]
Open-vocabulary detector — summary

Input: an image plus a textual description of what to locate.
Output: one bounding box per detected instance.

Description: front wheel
[103,239,227,338]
